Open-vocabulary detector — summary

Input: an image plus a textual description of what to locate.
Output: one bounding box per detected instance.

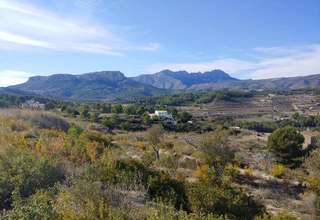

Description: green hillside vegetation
[0,91,320,219]
[0,109,266,219]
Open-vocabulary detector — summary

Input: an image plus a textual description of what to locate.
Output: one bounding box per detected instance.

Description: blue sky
[0,0,320,86]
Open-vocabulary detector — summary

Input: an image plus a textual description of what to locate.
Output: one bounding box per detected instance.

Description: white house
[149,110,173,119]
[21,100,45,110]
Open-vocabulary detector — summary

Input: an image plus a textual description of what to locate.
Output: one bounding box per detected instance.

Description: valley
[1,0,319,219]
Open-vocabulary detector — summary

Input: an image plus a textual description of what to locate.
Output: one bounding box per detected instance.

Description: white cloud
[252,44,320,79]
[147,44,320,79]
[0,70,35,87]
[0,31,53,48]
[0,0,159,55]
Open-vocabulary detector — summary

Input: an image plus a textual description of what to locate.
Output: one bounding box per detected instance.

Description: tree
[101,103,111,113]
[200,129,234,177]
[79,105,90,119]
[267,126,304,167]
[146,124,164,160]
[111,104,123,114]
[142,112,151,125]
[124,104,137,115]
[102,114,120,130]
[90,112,100,123]
[178,111,192,123]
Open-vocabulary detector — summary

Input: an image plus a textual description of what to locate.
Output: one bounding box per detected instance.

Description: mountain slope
[242,74,320,90]
[132,69,239,89]
[188,74,320,91]
[9,71,166,100]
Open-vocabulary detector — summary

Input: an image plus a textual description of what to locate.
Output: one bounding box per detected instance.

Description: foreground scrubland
[0,107,319,220]
[1,90,320,219]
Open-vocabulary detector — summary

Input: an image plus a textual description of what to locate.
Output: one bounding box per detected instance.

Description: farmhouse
[149,110,173,119]
[21,99,45,110]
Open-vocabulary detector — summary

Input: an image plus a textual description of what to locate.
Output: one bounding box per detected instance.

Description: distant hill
[4,70,320,101]
[242,74,320,90]
[8,71,167,100]
[132,69,239,89]
[188,74,320,91]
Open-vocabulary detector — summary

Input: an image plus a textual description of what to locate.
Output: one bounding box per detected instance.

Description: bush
[87,156,157,189]
[3,191,56,220]
[244,166,254,178]
[187,182,264,219]
[146,202,224,220]
[271,164,285,178]
[54,180,123,220]
[239,121,278,133]
[0,149,64,209]
[147,174,190,211]
[26,113,70,132]
[200,129,235,175]
[255,211,297,220]
[267,126,304,167]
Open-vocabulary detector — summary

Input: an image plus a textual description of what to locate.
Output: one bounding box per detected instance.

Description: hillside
[189,74,320,91]
[8,71,166,100]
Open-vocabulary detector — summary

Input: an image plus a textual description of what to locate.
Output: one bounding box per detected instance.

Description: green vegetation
[0,89,320,219]
[267,126,304,167]
[134,90,254,106]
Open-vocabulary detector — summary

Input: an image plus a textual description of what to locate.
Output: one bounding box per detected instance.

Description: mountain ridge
[132,69,238,89]
[3,70,320,100]
[8,71,167,100]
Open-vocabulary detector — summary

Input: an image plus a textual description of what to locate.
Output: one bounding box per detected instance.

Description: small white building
[21,100,45,110]
[149,110,174,120]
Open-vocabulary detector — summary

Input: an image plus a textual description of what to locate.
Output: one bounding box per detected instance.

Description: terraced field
[179,93,320,121]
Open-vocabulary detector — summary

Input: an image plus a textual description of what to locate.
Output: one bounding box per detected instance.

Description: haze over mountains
[2,70,320,100]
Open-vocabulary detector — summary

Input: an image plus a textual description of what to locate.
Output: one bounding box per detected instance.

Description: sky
[0,0,320,86]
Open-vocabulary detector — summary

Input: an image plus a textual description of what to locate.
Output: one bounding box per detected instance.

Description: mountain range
[2,69,320,100]
[6,71,166,100]
[132,69,239,90]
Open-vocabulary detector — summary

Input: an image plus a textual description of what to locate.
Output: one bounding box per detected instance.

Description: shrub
[187,182,264,219]
[271,164,285,178]
[146,202,224,220]
[193,165,210,182]
[244,166,254,178]
[157,154,178,170]
[147,174,190,211]
[305,176,320,194]
[267,126,304,167]
[83,131,113,148]
[3,191,56,220]
[254,211,297,220]
[54,180,124,220]
[0,148,64,209]
[304,148,320,179]
[239,121,278,133]
[200,129,235,175]
[26,112,70,132]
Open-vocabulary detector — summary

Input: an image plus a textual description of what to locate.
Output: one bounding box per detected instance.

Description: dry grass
[0,109,70,131]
